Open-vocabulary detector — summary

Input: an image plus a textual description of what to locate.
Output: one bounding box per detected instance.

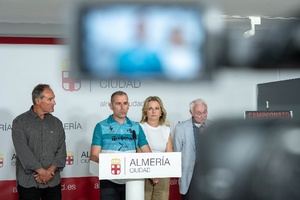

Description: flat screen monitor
[72,0,212,81]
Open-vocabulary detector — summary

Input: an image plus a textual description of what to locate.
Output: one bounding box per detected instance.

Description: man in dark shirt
[12,84,66,200]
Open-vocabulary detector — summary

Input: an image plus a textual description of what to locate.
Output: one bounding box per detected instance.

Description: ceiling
[0,0,299,37]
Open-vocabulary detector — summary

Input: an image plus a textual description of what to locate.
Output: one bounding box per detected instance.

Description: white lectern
[126,179,144,200]
[90,152,181,200]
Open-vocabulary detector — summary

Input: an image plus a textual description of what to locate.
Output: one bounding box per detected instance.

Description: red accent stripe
[0,37,64,45]
[0,177,181,200]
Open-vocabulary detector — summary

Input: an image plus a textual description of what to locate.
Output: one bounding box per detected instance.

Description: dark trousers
[17,184,61,200]
[181,194,187,200]
[100,180,125,200]
[181,190,191,200]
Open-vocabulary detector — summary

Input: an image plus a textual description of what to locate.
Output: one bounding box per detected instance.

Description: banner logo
[62,71,81,92]
[111,158,121,175]
[0,154,4,168]
[66,152,74,165]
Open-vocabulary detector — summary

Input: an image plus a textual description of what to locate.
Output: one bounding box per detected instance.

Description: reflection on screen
[81,4,205,80]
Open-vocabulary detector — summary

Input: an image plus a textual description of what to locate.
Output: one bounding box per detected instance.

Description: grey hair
[189,98,207,113]
[32,84,51,104]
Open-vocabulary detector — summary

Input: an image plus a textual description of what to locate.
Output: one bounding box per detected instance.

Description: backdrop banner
[0,44,181,200]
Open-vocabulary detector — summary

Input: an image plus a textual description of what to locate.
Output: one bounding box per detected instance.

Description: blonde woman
[140,96,173,200]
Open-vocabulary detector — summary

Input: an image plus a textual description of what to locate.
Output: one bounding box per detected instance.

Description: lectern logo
[111,158,121,175]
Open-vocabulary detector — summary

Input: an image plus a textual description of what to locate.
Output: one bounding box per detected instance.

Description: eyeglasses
[193,110,207,116]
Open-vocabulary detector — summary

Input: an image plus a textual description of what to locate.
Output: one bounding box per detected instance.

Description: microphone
[132,130,136,140]
[130,129,137,152]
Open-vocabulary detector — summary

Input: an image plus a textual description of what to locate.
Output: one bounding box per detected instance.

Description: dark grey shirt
[12,107,66,188]
[192,119,206,162]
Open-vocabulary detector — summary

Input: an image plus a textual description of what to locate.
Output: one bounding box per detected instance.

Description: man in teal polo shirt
[90,90,151,200]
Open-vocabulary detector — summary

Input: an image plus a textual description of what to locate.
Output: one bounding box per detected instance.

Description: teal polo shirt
[92,115,148,152]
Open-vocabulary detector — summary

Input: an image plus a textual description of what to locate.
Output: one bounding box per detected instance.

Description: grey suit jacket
[173,118,195,195]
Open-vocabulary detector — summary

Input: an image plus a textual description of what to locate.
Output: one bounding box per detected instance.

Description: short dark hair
[110,91,128,103]
[32,84,51,104]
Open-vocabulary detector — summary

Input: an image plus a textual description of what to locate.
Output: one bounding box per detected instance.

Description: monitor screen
[74,1,210,81]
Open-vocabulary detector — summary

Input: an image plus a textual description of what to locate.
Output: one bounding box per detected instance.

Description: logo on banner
[0,154,4,168]
[111,158,121,175]
[62,71,81,92]
[66,152,74,165]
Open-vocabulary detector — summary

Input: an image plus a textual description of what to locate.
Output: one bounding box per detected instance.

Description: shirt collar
[108,115,132,126]
[29,106,50,119]
[192,118,205,128]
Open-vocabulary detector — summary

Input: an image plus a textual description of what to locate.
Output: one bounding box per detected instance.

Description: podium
[90,152,181,200]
